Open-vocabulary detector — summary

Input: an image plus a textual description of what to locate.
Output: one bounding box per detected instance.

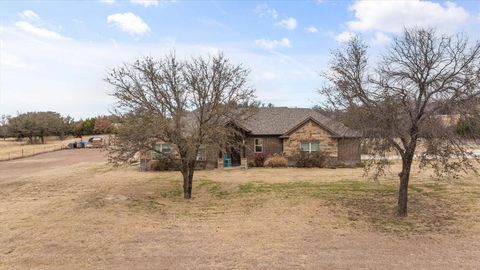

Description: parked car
[88,137,104,148]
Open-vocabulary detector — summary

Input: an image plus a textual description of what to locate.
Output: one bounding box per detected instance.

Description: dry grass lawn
[0,150,479,269]
[0,137,76,161]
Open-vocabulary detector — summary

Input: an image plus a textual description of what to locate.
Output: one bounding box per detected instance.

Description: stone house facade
[145,107,361,170]
[239,108,361,167]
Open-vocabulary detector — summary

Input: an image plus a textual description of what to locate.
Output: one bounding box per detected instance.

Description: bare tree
[320,28,480,216]
[0,115,10,140]
[107,53,256,199]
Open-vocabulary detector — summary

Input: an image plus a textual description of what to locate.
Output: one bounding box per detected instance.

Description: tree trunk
[182,163,195,199]
[397,150,414,217]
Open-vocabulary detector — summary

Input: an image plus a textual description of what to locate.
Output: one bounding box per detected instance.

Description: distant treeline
[0,112,116,144]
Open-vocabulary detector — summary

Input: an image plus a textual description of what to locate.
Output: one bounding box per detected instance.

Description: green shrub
[264,153,288,167]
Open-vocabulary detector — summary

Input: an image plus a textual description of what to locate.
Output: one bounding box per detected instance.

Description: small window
[152,143,171,160]
[310,141,319,152]
[254,138,263,153]
[197,145,207,161]
[300,141,320,153]
[300,142,310,152]
[161,144,171,154]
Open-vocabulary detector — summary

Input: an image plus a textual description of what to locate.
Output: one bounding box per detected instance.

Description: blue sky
[1,0,479,119]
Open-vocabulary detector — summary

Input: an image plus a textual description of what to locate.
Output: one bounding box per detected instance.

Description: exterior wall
[337,138,361,164]
[142,142,219,171]
[204,145,220,169]
[141,121,360,170]
[282,120,338,157]
[244,135,283,162]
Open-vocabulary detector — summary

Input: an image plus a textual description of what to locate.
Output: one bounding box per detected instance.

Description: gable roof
[242,107,361,138]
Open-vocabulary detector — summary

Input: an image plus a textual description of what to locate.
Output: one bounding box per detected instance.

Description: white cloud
[334,31,354,42]
[254,3,278,19]
[372,32,391,45]
[275,17,298,30]
[130,0,158,7]
[107,13,150,35]
[305,26,318,33]
[1,25,324,119]
[347,0,470,33]
[99,0,115,4]
[255,38,291,50]
[19,10,40,21]
[15,21,65,39]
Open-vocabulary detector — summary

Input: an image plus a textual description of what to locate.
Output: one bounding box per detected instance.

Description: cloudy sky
[1,0,479,119]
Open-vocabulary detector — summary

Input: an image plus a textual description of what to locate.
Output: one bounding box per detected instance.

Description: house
[144,107,361,170]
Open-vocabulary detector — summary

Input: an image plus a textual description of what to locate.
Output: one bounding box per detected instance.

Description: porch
[217,146,248,169]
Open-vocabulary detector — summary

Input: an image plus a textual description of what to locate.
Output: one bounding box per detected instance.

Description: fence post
[22,148,24,158]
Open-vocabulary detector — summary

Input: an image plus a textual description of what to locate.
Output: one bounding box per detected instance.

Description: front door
[230,147,241,166]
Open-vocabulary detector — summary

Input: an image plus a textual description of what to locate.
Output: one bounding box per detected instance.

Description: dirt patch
[0,155,479,269]
[0,149,108,180]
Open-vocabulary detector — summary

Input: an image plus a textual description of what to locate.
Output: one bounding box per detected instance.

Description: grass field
[0,150,479,269]
[0,136,76,161]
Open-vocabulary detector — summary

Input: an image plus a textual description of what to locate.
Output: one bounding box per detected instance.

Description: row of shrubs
[254,151,331,168]
[148,151,361,171]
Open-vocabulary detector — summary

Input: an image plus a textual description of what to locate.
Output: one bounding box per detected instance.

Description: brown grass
[0,150,479,269]
[0,136,77,161]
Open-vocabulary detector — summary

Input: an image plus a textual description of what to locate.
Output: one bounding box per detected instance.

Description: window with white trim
[152,143,171,160]
[254,138,263,153]
[300,141,319,153]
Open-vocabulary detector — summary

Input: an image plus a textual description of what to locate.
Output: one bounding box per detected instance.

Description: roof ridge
[243,107,361,137]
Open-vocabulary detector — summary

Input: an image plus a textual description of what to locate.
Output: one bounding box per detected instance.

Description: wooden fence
[0,144,66,161]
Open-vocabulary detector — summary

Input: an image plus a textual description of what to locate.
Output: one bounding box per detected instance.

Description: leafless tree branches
[107,52,256,199]
[320,28,480,216]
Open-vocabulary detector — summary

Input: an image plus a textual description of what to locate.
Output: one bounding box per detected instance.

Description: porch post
[241,138,247,168]
[217,158,224,169]
[241,157,247,169]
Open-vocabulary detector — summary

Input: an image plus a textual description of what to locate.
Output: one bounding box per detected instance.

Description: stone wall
[282,120,338,157]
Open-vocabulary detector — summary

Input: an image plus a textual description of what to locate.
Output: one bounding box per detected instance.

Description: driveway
[0,149,108,181]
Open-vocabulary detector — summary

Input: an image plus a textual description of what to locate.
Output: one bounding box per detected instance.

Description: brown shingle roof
[243,107,361,138]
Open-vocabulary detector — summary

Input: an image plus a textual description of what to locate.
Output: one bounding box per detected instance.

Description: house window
[152,143,171,160]
[197,145,207,161]
[254,138,263,153]
[300,141,320,153]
